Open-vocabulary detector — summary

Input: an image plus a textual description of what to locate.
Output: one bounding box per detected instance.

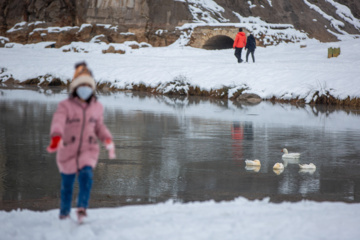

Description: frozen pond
[1,87,360,211]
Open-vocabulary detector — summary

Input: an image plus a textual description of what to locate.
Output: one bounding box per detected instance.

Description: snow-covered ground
[1,197,360,240]
[1,37,360,103]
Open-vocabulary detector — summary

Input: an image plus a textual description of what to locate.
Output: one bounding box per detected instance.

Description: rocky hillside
[0,0,359,48]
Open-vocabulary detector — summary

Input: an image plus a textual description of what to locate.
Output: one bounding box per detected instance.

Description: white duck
[282,148,300,159]
[245,159,261,166]
[282,158,299,167]
[273,163,284,175]
[299,163,316,169]
[273,169,284,175]
[273,163,284,170]
[245,165,261,172]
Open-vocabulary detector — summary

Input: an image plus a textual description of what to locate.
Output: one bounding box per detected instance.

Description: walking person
[245,33,256,63]
[47,62,116,223]
[233,28,247,63]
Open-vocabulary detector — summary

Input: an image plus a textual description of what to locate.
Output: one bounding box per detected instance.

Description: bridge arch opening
[202,35,234,50]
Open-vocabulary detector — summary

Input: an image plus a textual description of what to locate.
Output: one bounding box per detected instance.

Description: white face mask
[76,86,93,100]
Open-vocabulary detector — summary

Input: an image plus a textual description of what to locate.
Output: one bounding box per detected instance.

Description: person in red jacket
[233,28,247,63]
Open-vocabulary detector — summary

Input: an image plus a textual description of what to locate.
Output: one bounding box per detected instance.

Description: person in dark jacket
[245,33,256,63]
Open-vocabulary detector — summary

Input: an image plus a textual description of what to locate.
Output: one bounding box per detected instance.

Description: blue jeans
[60,166,93,217]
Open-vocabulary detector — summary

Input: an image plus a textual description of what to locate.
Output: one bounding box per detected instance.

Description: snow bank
[1,197,359,240]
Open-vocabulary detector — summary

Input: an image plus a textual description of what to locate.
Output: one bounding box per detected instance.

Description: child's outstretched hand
[47,136,62,153]
[105,139,116,159]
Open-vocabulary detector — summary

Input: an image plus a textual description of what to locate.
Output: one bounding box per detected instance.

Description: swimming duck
[273,168,284,175]
[299,168,316,174]
[245,165,261,172]
[245,159,261,166]
[299,163,316,169]
[273,162,284,170]
[282,148,300,159]
[282,157,300,167]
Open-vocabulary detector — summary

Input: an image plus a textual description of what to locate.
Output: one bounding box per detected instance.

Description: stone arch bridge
[188,26,249,50]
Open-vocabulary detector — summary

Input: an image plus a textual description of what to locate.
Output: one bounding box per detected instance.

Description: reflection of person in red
[231,122,244,165]
[232,122,244,140]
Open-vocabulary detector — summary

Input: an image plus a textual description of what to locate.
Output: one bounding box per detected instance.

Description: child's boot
[77,208,87,224]
[59,215,70,220]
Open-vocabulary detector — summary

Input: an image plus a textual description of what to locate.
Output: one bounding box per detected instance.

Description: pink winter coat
[50,97,112,174]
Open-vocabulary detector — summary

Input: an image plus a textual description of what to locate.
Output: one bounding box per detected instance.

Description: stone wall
[189,26,241,49]
[0,0,191,46]
[0,0,192,33]
[84,0,148,26]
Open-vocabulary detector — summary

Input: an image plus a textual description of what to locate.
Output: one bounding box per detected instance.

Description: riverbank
[3,80,360,108]
[1,38,360,106]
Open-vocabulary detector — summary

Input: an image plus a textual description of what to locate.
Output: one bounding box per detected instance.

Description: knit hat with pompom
[69,62,96,93]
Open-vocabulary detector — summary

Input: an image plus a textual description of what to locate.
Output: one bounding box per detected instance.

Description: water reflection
[1,87,360,211]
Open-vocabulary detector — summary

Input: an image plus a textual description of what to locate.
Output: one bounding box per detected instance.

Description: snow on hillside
[174,0,230,23]
[325,0,360,31]
[181,0,360,40]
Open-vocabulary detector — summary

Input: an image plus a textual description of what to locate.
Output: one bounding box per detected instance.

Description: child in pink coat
[47,62,115,222]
